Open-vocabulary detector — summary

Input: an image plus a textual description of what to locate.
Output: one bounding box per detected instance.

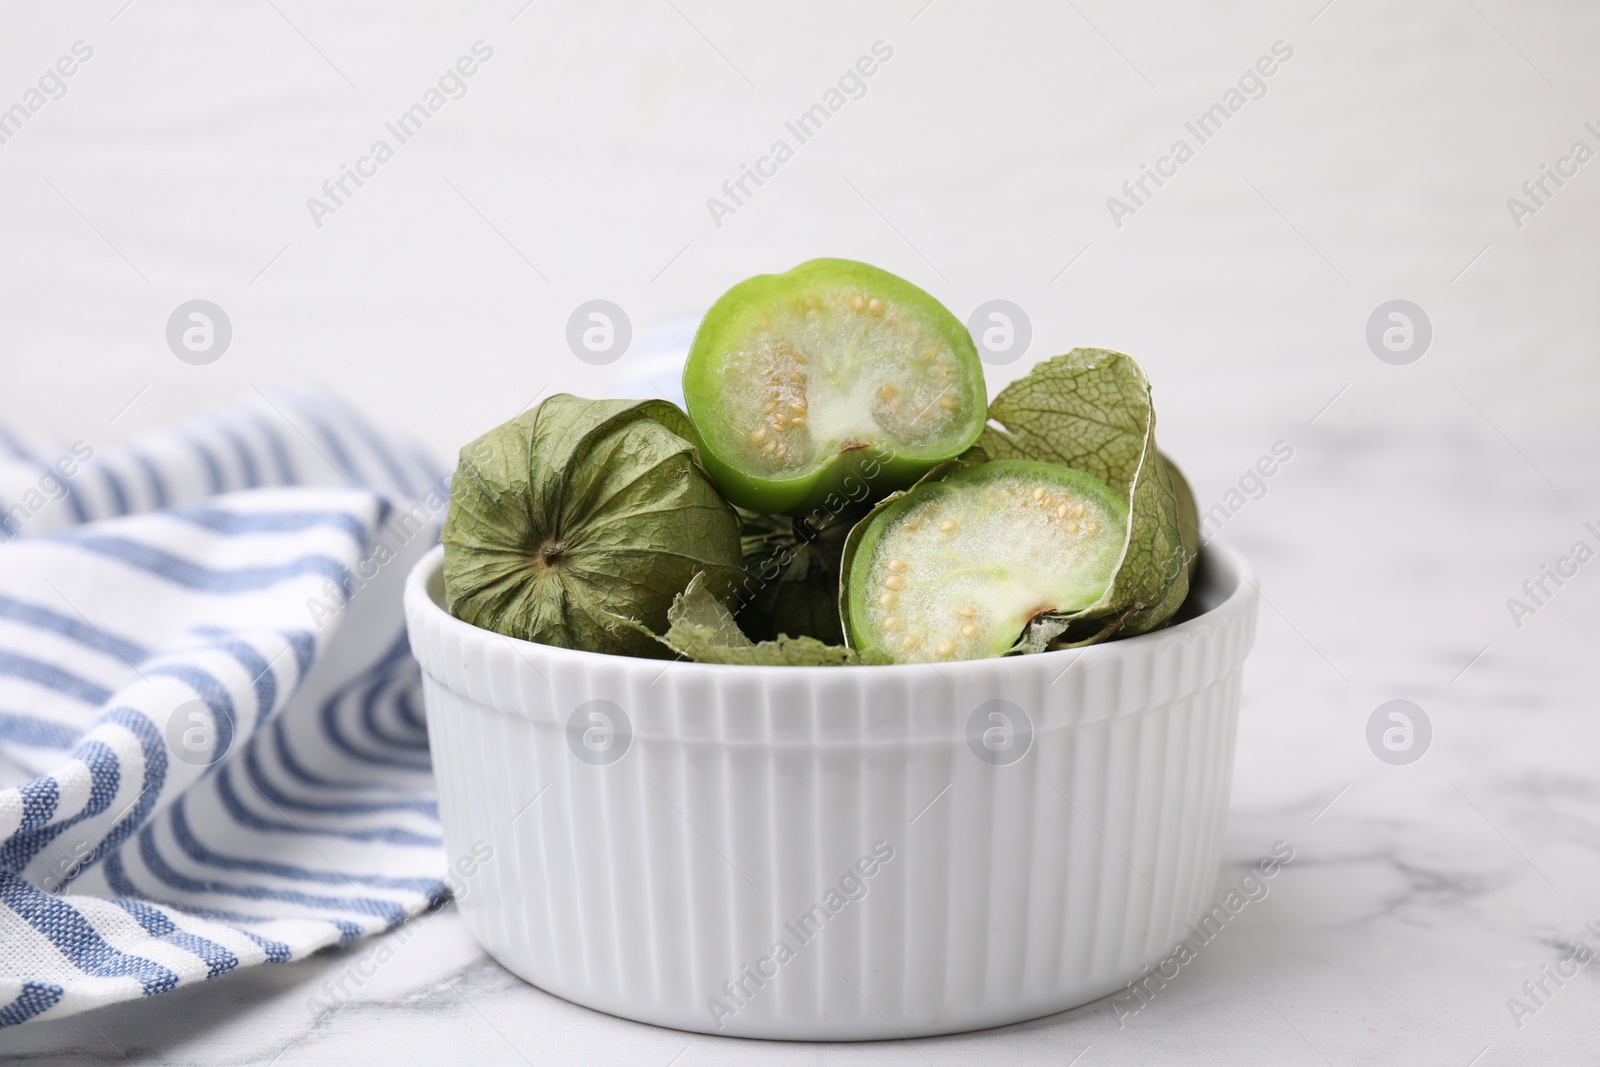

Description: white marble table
[2,432,1596,1065]
[2,0,1597,1062]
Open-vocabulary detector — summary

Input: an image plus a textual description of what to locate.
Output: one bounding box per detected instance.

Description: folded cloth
[0,387,452,1027]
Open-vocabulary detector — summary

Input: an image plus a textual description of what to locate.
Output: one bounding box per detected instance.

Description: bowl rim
[405,541,1256,680]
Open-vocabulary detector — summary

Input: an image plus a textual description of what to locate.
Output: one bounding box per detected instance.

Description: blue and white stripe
[0,388,451,1027]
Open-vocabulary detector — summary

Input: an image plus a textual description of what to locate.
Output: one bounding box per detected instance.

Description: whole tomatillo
[441,395,744,659]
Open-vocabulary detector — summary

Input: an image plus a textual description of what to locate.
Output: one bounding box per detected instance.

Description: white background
[2,1,1598,1064]
[1,0,1595,456]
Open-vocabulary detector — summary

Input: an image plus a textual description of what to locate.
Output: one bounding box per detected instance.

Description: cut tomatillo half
[683,259,987,515]
[841,460,1129,664]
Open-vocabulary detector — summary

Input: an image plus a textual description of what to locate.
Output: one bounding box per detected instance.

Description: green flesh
[684,259,986,514]
[844,460,1129,664]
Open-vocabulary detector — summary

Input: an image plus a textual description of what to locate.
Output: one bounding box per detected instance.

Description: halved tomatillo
[683,259,987,515]
[842,460,1129,664]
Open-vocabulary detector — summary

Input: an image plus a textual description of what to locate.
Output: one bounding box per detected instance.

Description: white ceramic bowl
[404,543,1257,1040]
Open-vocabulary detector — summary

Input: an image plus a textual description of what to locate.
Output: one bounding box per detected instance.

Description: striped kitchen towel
[0,387,453,1027]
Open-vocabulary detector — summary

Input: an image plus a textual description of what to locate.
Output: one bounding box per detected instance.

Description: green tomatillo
[682,258,987,515]
[841,459,1130,664]
[440,395,744,659]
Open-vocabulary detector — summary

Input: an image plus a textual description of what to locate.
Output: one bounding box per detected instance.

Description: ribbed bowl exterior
[404,544,1257,1040]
